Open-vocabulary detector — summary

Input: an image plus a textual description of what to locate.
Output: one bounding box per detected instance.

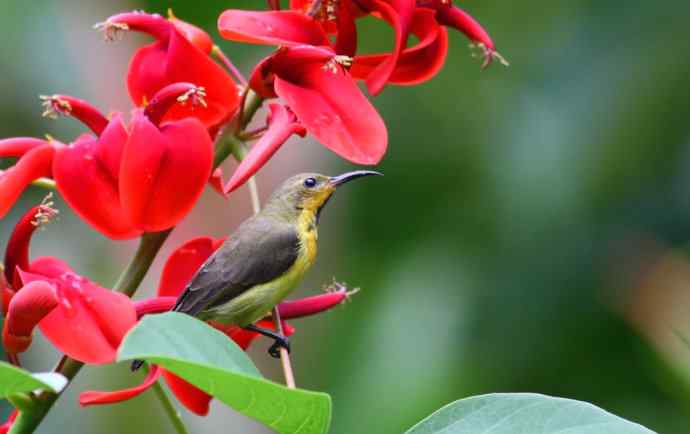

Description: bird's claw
[268,336,290,358]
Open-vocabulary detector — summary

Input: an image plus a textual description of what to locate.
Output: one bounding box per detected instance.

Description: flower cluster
[1,204,355,416]
[0,3,501,430]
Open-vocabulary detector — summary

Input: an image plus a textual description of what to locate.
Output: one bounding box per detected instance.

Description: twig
[235,142,298,389]
[211,45,248,87]
[272,308,296,388]
[150,372,189,434]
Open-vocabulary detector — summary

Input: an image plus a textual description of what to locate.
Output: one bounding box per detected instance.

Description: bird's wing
[172,217,300,317]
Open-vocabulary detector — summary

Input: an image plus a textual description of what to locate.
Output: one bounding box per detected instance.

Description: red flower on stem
[96,11,240,132]
[2,205,138,364]
[80,236,357,415]
[0,85,213,239]
[219,10,388,166]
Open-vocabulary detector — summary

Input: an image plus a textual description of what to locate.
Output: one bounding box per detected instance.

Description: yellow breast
[296,207,318,269]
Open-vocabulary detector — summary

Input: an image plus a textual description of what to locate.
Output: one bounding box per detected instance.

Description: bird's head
[264,171,382,223]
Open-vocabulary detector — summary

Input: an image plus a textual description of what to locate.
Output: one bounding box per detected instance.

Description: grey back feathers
[172,214,299,317]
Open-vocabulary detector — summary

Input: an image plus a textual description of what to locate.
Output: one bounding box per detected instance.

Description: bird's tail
[130,359,145,371]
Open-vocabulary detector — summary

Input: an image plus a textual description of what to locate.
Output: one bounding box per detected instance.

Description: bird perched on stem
[132,170,381,370]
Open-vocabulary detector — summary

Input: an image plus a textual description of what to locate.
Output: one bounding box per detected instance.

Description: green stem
[213,133,245,169]
[151,378,190,434]
[32,178,56,189]
[240,91,264,130]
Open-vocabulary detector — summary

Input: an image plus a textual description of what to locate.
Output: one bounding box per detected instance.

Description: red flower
[260,46,387,164]
[220,0,502,96]
[0,86,213,239]
[80,236,355,415]
[1,205,138,364]
[218,11,387,164]
[96,11,240,131]
[348,0,505,83]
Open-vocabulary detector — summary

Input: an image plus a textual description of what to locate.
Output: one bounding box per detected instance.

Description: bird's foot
[244,324,291,359]
[268,335,290,359]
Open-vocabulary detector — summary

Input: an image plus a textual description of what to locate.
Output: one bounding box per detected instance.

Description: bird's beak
[329,170,383,187]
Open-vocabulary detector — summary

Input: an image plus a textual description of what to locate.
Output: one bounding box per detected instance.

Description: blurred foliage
[1,0,690,433]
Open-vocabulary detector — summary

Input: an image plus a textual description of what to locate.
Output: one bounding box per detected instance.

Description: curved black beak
[329,170,383,187]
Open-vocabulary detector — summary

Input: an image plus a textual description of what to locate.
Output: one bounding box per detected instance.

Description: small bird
[132,170,381,370]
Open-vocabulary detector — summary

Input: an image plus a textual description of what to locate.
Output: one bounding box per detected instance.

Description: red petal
[161,370,211,416]
[1,276,14,317]
[356,0,415,95]
[42,95,109,136]
[164,29,241,127]
[334,0,358,56]
[0,145,54,218]
[272,47,387,164]
[209,167,226,196]
[277,289,350,319]
[119,112,213,232]
[127,42,168,106]
[289,0,310,11]
[134,296,176,318]
[223,104,306,193]
[158,237,223,297]
[248,55,280,98]
[27,256,72,279]
[53,132,140,240]
[4,205,51,287]
[93,114,128,181]
[351,8,448,85]
[80,364,162,406]
[104,12,171,41]
[0,138,49,158]
[39,276,137,364]
[435,4,494,50]
[169,16,213,54]
[127,28,240,129]
[218,10,330,47]
[143,82,209,127]
[2,280,58,353]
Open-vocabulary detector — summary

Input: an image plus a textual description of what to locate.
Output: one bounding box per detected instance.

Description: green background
[1,0,690,433]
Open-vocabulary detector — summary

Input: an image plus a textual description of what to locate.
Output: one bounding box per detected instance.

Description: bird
[131,170,381,371]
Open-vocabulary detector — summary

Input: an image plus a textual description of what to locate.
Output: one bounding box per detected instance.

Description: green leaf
[118,312,331,434]
[406,393,656,434]
[0,361,67,397]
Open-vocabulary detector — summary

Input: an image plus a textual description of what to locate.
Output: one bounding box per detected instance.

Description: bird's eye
[304,177,317,188]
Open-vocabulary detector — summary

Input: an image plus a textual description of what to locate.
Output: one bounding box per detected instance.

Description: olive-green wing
[172,217,299,317]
